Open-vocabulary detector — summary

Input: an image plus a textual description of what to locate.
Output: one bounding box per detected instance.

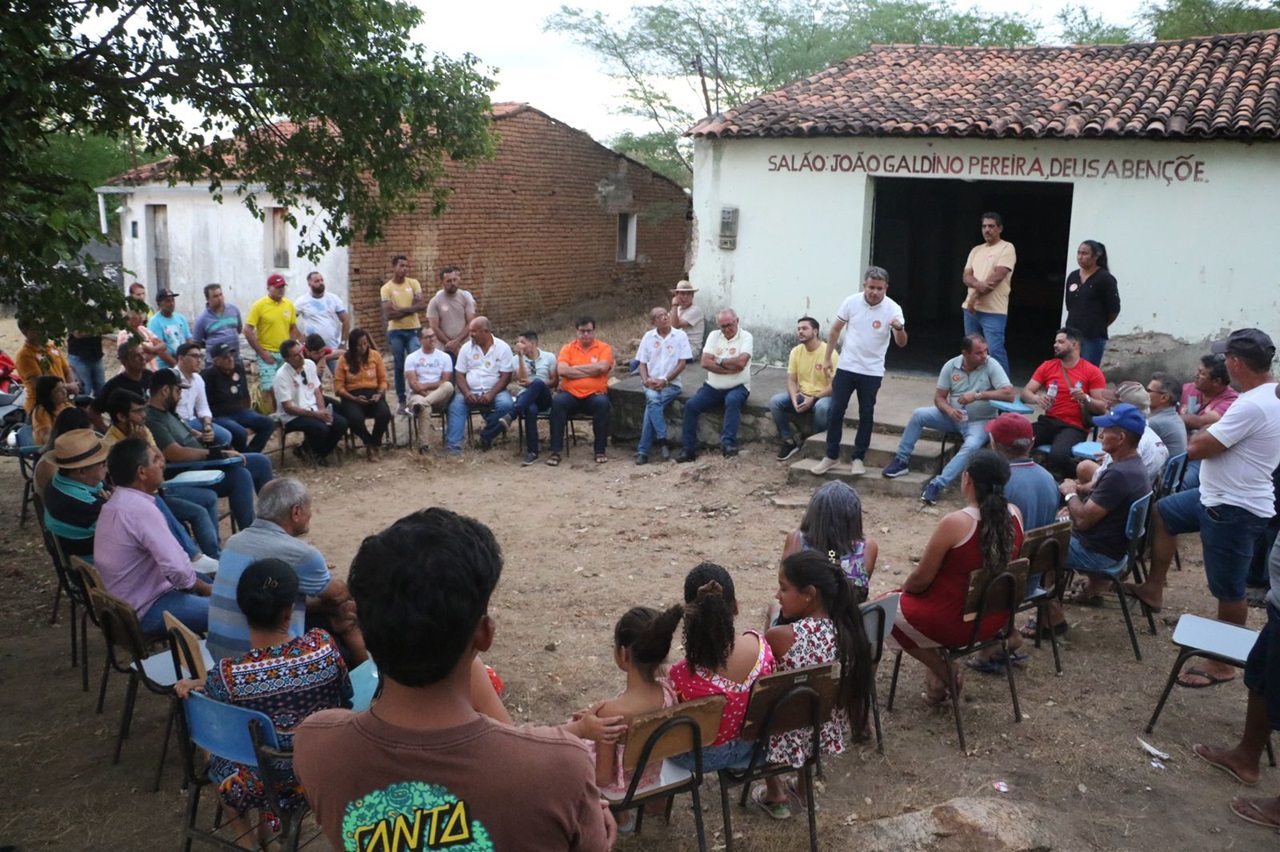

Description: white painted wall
[105,184,349,321]
[690,135,1280,346]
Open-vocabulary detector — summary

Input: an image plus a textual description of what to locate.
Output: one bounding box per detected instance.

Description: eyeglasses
[718,323,736,330]
[1146,386,1167,395]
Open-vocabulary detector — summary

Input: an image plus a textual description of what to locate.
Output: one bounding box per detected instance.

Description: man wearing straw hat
[670,280,704,355]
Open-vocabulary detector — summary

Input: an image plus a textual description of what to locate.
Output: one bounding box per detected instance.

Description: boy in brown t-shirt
[294,508,615,851]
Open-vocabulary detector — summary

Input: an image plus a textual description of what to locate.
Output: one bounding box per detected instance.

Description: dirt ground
[0,316,1274,851]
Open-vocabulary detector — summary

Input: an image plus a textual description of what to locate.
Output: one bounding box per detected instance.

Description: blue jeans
[551,392,611,454]
[208,455,273,530]
[1244,600,1280,730]
[213,408,277,454]
[512,379,553,454]
[68,354,105,397]
[138,572,215,637]
[446,390,514,452]
[825,370,881,462]
[1068,536,1123,573]
[185,417,233,449]
[1182,459,1201,489]
[768,391,831,443]
[895,407,991,489]
[964,311,1010,376]
[681,383,750,454]
[1157,488,1271,602]
[668,738,755,772]
[162,487,221,558]
[387,329,420,403]
[638,384,682,456]
[156,496,199,558]
[1079,337,1107,367]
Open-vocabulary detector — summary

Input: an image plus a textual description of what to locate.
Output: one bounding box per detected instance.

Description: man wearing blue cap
[1055,402,1152,610]
[1128,328,1280,688]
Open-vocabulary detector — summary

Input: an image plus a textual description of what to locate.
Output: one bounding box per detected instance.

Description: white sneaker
[849,459,866,476]
[812,456,838,475]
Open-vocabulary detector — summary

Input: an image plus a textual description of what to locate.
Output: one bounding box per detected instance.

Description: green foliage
[1142,0,1280,39]
[1,0,496,339]
[548,0,1039,182]
[1055,4,1138,44]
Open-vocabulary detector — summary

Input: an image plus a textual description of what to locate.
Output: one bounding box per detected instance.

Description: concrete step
[786,457,934,499]
[799,431,954,475]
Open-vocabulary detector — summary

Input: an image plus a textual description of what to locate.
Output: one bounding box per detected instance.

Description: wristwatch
[1064,493,1077,502]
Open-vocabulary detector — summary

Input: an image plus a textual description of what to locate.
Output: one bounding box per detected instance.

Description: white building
[687,32,1280,374]
[97,177,348,323]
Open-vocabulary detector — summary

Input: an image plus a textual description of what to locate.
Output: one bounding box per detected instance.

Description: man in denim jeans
[813,267,907,477]
[380,255,426,414]
[677,309,752,462]
[961,212,1016,376]
[1128,329,1280,688]
[769,316,832,462]
[635,307,690,465]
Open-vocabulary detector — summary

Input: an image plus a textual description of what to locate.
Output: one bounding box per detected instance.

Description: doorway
[870,177,1074,381]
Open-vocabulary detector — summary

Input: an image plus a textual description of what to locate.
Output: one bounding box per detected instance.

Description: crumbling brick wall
[348,106,690,348]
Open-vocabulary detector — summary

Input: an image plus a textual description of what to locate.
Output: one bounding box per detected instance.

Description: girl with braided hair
[752,550,875,819]
[886,450,1024,705]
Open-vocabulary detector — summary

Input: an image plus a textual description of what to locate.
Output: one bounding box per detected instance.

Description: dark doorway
[871,177,1074,382]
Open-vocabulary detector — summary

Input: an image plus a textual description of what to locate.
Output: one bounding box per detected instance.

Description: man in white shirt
[273,339,348,465]
[445,317,513,455]
[669,280,704,355]
[1128,328,1280,687]
[636,307,690,464]
[502,329,558,466]
[404,327,455,452]
[174,342,233,447]
[813,266,907,476]
[677,309,752,462]
[294,271,350,376]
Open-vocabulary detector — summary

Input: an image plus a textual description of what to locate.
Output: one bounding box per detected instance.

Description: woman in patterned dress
[753,550,874,819]
[177,558,352,847]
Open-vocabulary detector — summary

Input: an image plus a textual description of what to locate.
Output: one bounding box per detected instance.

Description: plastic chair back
[621,695,725,773]
[860,594,899,666]
[962,558,1030,626]
[164,613,208,680]
[1160,453,1188,496]
[1020,521,1070,591]
[348,660,380,711]
[183,691,280,768]
[738,663,840,743]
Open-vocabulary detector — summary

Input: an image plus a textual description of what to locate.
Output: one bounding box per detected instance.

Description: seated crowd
[15,272,1280,846]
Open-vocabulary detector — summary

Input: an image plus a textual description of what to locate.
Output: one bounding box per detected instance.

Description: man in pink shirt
[94,437,213,635]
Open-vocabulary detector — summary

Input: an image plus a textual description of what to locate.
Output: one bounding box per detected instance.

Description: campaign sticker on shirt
[951,372,963,382]
[483,360,492,368]
[1069,283,1079,292]
[439,304,450,312]
[728,348,737,355]
[652,340,661,349]
[872,320,882,329]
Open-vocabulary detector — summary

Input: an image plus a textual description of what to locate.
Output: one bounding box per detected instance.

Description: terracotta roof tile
[689,31,1280,140]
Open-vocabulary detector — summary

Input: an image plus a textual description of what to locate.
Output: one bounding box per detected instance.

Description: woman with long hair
[782,480,878,603]
[886,450,1024,705]
[1063,239,1120,367]
[333,327,392,461]
[31,374,72,446]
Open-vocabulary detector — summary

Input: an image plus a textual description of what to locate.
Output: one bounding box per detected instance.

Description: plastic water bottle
[1186,395,1200,415]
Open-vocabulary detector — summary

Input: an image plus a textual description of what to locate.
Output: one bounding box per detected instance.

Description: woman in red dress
[888,450,1024,704]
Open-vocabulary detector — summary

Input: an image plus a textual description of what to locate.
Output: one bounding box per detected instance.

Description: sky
[412,0,1148,142]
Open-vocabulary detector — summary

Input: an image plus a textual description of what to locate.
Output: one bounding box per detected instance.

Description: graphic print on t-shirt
[342,781,492,851]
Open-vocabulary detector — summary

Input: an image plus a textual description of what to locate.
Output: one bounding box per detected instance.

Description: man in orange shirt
[547,317,613,466]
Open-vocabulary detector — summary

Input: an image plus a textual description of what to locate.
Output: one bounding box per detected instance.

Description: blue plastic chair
[178,691,308,852]
[1071,440,1104,460]
[1071,491,1156,660]
[14,423,43,527]
[348,659,380,711]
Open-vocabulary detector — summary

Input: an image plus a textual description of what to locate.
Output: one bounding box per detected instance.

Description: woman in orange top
[334,328,391,460]
[31,375,73,446]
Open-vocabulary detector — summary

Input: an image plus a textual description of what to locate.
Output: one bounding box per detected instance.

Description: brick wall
[348,106,690,349]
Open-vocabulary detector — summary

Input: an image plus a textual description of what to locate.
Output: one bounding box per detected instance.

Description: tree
[1055,5,1137,44]
[547,0,1039,182]
[1,0,496,339]
[1142,0,1280,39]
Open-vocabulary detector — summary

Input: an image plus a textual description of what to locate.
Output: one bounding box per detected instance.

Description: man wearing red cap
[245,273,301,412]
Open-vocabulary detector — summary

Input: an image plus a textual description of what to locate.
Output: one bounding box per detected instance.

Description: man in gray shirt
[1146,371,1188,460]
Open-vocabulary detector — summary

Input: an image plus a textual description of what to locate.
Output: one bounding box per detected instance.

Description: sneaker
[882,457,911,478]
[722,445,739,458]
[417,444,431,455]
[522,452,539,466]
[497,414,512,433]
[676,451,696,464]
[395,403,408,416]
[811,456,838,475]
[660,444,670,461]
[478,435,492,451]
[921,479,942,505]
[776,441,800,461]
[635,454,649,465]
[849,459,866,476]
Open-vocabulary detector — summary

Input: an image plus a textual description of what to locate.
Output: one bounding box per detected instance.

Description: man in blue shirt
[147,288,194,357]
[192,283,243,368]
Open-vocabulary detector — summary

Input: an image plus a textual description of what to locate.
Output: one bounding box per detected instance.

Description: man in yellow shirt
[961,212,1016,376]
[245,273,301,412]
[380,254,427,414]
[769,317,832,461]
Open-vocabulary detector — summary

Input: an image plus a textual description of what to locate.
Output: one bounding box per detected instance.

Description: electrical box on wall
[718,206,738,250]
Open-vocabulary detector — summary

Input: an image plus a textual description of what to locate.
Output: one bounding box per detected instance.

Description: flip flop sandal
[1193,743,1258,786]
[594,453,608,464]
[1065,589,1104,607]
[1021,619,1070,640]
[1231,798,1280,830]
[545,453,562,467]
[750,787,791,821]
[964,655,1007,675]
[1178,668,1236,690]
[784,779,818,812]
